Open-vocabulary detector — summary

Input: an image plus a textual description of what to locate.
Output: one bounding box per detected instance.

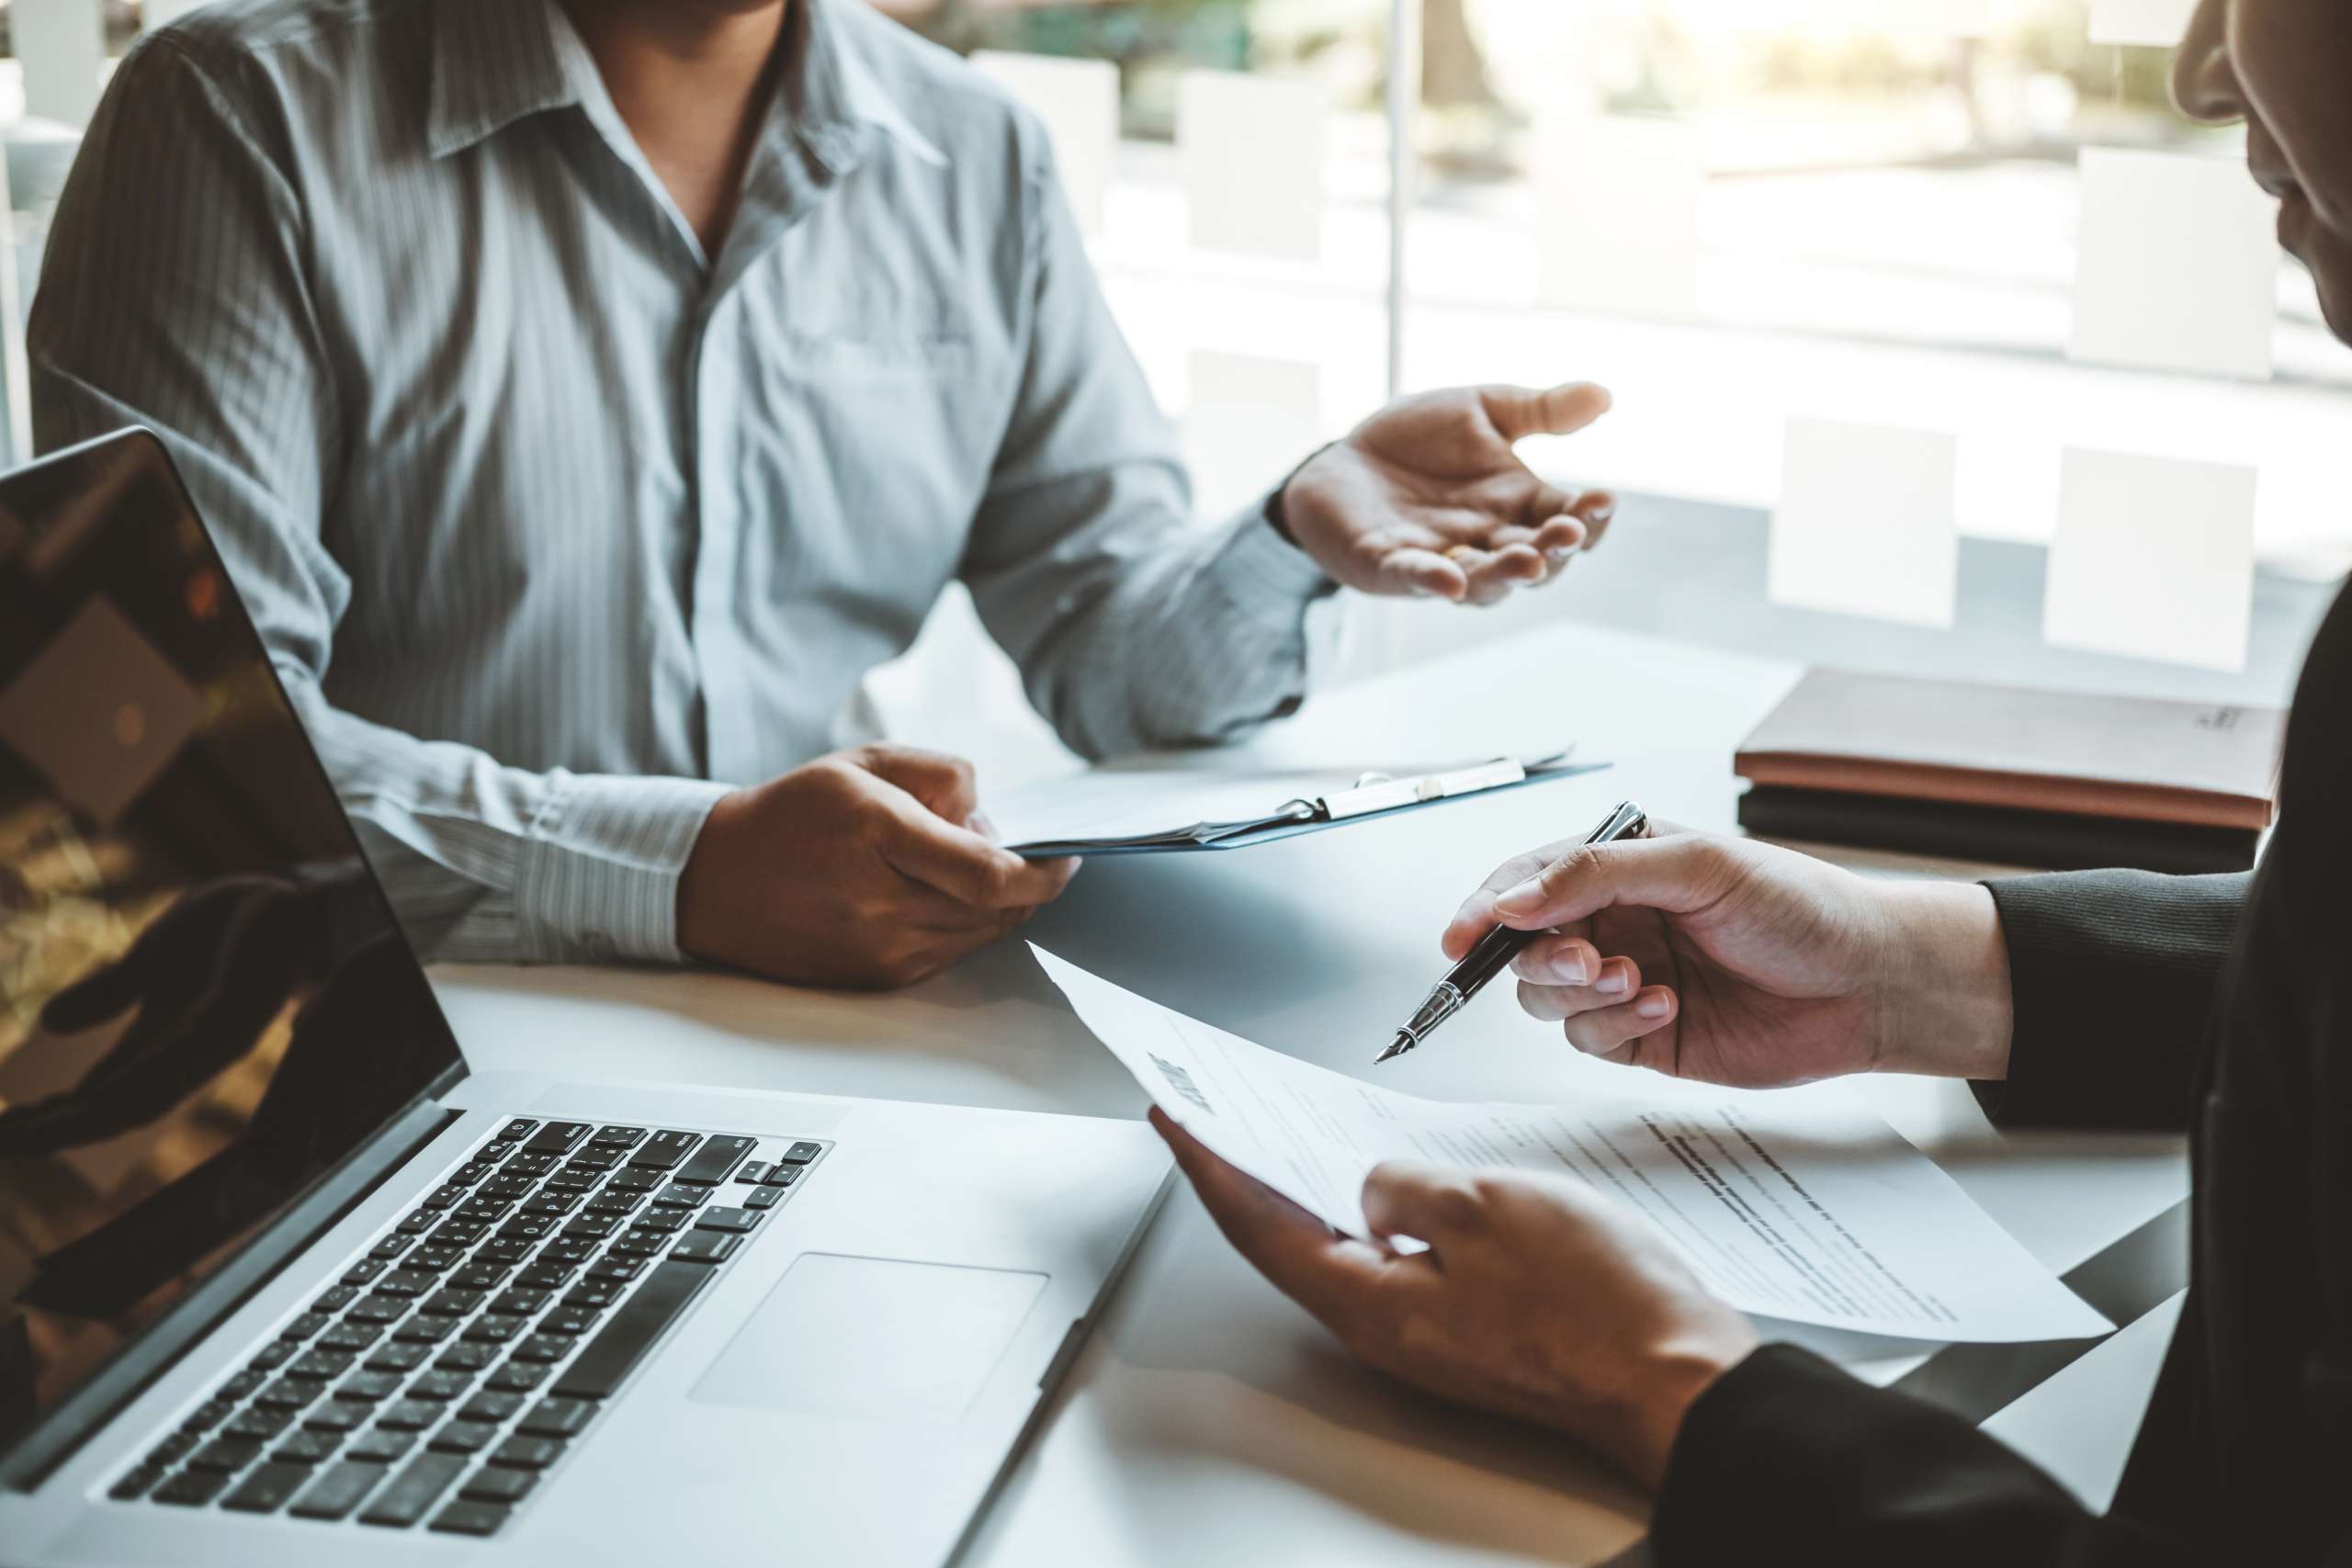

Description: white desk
[432,621,2189,1566]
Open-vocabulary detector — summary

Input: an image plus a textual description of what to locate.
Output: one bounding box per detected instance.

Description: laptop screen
[0,433,461,1450]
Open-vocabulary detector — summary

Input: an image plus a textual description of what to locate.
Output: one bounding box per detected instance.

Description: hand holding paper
[1035,946,2108,1344]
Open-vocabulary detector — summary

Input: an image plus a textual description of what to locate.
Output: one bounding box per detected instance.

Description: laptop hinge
[0,1096,458,1490]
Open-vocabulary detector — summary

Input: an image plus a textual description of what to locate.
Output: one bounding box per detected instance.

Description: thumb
[1478,381,1612,445]
[1488,833,1736,932]
[854,745,979,824]
[1361,1160,1486,1250]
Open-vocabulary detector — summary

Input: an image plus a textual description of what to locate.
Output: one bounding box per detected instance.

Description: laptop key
[248,1342,296,1372]
[407,1244,467,1272]
[650,1183,707,1210]
[288,1349,356,1381]
[479,1238,535,1267]
[222,1406,294,1441]
[301,1401,371,1435]
[537,1307,597,1337]
[485,1361,548,1394]
[348,1428,418,1464]
[187,1437,263,1472]
[271,1428,343,1466]
[364,1344,431,1374]
[522,1121,591,1156]
[396,1210,437,1235]
[734,1161,773,1186]
[481,1175,535,1201]
[695,1206,759,1235]
[585,1257,646,1282]
[460,1465,537,1504]
[545,1169,601,1195]
[311,1286,360,1314]
[564,1281,623,1310]
[504,1153,559,1178]
[391,1315,456,1346]
[458,1393,526,1425]
[742,1187,781,1211]
[553,1260,715,1400]
[592,1124,648,1149]
[429,1500,512,1536]
[488,1435,564,1470]
[255,1376,322,1411]
[605,1169,662,1193]
[524,1192,580,1217]
[374,1269,436,1299]
[420,1288,485,1318]
[540,1237,599,1265]
[342,1258,390,1287]
[435,1344,497,1373]
[290,1460,389,1521]
[421,1183,469,1210]
[608,1232,667,1260]
[145,1431,200,1468]
[562,1215,618,1241]
[368,1235,413,1261]
[426,1421,499,1455]
[564,1148,622,1173]
[632,1209,685,1235]
[222,1461,311,1514]
[462,1314,525,1345]
[628,1130,700,1171]
[515,1262,576,1290]
[491,1288,550,1316]
[777,1141,823,1166]
[345,1296,406,1326]
[669,1232,740,1266]
[109,1465,166,1501]
[407,1370,473,1402]
[585,1191,643,1217]
[450,1263,510,1292]
[501,1119,540,1142]
[181,1398,236,1431]
[673,1135,755,1187]
[153,1467,232,1506]
[509,1335,570,1365]
[376,1400,442,1432]
[428,1219,487,1247]
[319,1322,383,1353]
[336,1371,404,1402]
[760,1168,801,1190]
[279,1312,330,1341]
[516,1398,594,1438]
[359,1452,466,1528]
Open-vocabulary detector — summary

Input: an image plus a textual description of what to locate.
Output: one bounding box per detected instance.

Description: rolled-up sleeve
[958,128,1341,761]
[30,37,728,965]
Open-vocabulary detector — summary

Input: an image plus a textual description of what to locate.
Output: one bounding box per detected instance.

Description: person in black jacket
[1150,0,2352,1559]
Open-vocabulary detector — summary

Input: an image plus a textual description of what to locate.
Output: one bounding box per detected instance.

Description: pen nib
[1374,1031,1414,1066]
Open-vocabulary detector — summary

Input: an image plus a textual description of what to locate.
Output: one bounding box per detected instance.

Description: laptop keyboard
[104,1119,827,1537]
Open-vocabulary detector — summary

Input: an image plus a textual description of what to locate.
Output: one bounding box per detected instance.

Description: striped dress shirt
[30,0,1337,966]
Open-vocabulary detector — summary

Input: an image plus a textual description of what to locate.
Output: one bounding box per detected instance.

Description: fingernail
[1544,546,1574,563]
[1492,882,1544,918]
[1596,968,1629,996]
[1636,992,1669,1018]
[1551,953,1589,985]
[1591,502,1615,523]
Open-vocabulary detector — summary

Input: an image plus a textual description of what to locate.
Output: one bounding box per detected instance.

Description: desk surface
[432,620,2188,1567]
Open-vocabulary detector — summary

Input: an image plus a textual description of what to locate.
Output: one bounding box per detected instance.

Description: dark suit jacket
[1652,576,2352,1565]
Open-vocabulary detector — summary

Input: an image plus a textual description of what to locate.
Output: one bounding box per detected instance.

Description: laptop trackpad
[689,1253,1048,1426]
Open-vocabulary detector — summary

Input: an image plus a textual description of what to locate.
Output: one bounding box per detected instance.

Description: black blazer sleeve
[1653,1346,2216,1568]
[1973,870,2250,1133]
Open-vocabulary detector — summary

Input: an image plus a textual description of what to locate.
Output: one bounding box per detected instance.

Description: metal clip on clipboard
[1006,748,1604,859]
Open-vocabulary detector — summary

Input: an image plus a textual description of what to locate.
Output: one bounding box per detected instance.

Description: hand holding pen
[1376,799,1649,1063]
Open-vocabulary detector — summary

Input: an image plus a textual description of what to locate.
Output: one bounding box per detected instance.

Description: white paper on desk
[2089,0,2197,47]
[991,770,1325,851]
[972,51,1119,238]
[2044,446,2256,672]
[2070,147,2278,381]
[1534,111,1702,320]
[1180,71,1328,262]
[1768,417,1959,629]
[1036,947,2111,1343]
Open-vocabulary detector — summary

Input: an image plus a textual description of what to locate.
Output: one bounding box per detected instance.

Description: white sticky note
[2070,148,2278,381]
[1767,418,1959,629]
[973,51,1119,239]
[1534,111,1702,320]
[1184,350,1321,520]
[14,0,107,126]
[2089,0,2197,47]
[2045,447,2255,671]
[1178,71,1327,263]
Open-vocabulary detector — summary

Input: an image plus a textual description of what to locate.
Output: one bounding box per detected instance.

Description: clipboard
[1005,750,1611,859]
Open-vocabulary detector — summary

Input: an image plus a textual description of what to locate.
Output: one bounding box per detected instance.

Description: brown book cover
[1735,671,2287,831]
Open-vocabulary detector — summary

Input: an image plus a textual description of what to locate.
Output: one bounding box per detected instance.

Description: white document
[2089,0,2198,47]
[2070,148,2279,381]
[1179,71,1328,263]
[1534,111,1702,320]
[1185,350,1324,521]
[1768,417,1960,628]
[15,0,107,126]
[992,771,1317,852]
[1037,948,2111,1343]
[2045,446,2256,672]
[972,51,1119,238]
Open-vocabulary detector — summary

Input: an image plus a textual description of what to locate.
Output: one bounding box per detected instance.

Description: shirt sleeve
[1973,871,2251,1133]
[29,36,729,966]
[956,124,1342,762]
[1652,1344,2215,1566]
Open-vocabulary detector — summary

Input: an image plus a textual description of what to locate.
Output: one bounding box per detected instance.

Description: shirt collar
[426,0,945,170]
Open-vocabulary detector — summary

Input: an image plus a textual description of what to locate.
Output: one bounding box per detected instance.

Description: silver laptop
[0,430,1168,1565]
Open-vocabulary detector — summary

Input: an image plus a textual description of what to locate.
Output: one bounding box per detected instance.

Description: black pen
[1374,798,1648,1065]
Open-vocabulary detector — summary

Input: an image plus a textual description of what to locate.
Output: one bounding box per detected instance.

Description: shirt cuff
[513,772,734,964]
[1201,499,1337,628]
